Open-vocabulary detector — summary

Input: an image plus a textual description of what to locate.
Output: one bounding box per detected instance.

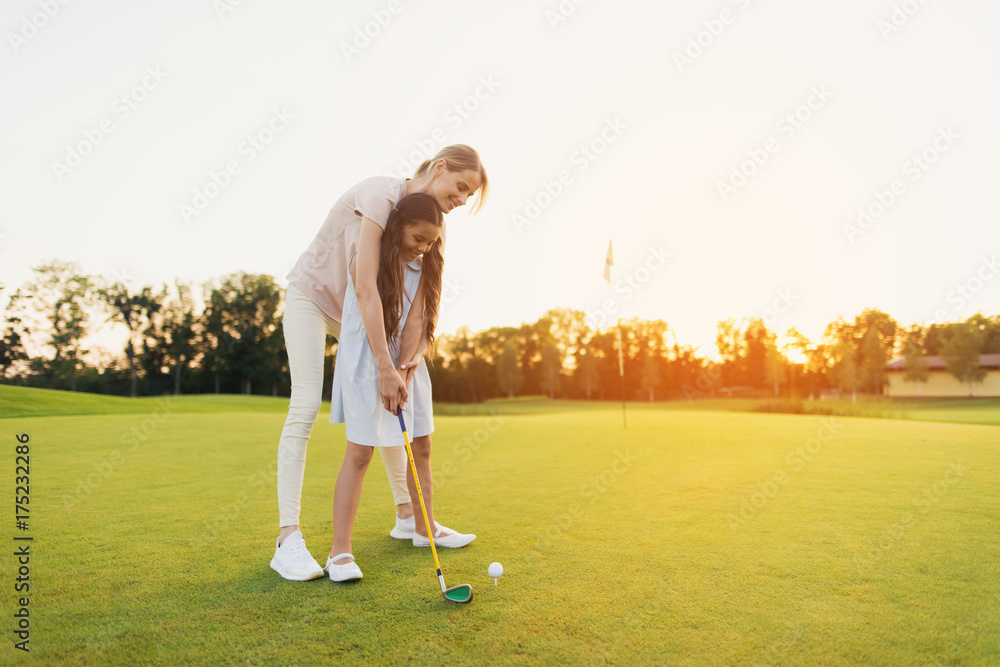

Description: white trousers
[277,283,410,527]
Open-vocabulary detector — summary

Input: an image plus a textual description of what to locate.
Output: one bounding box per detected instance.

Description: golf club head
[443,584,473,604]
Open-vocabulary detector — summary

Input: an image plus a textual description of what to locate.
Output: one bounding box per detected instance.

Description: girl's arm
[353,217,408,415]
[398,272,429,386]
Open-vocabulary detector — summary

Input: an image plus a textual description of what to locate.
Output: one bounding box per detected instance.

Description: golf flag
[603,241,613,283]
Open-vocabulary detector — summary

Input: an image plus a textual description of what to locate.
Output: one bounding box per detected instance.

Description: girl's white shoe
[325,553,363,582]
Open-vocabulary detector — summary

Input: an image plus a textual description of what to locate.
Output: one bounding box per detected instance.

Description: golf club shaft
[397,411,446,592]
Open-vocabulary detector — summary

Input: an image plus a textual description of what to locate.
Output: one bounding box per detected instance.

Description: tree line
[1,262,286,397]
[2,261,998,401]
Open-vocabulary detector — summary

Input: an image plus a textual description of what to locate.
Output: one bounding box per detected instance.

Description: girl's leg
[276,284,337,542]
[330,442,374,563]
[405,435,453,538]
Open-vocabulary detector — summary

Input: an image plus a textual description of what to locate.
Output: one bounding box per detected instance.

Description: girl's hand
[379,362,409,415]
[355,218,409,415]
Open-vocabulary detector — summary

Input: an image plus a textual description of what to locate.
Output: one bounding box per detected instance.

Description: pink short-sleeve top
[286,176,409,322]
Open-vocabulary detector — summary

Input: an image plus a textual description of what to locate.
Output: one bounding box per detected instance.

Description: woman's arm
[353,217,408,414]
[398,272,429,385]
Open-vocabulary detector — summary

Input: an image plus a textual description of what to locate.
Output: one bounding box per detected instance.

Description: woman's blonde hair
[414,144,490,215]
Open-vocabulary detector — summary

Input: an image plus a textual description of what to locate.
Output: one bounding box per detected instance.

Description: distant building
[884,354,1000,397]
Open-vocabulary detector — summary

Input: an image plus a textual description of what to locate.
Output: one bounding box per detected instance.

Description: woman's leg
[276,284,336,542]
[330,442,374,563]
[378,446,414,519]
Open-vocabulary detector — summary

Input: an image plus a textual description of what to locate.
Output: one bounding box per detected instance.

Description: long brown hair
[414,144,490,215]
[378,193,444,350]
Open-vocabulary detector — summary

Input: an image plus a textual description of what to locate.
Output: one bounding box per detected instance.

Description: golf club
[396,410,473,604]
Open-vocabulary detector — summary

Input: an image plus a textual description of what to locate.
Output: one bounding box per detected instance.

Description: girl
[270,146,488,582]
[326,193,474,582]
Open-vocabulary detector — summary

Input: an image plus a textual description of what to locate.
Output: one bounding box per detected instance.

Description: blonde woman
[270,145,489,581]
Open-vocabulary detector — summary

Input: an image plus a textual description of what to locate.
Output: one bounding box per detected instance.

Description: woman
[270,145,489,582]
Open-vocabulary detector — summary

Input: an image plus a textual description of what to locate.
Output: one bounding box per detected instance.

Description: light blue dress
[330,254,434,446]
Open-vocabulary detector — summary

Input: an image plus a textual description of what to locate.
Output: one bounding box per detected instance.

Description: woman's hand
[379,360,409,415]
[399,353,424,386]
[397,273,429,388]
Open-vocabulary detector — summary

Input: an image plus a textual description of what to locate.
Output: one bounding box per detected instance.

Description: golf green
[1,390,998,665]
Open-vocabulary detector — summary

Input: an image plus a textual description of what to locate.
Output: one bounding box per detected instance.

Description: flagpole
[617,319,626,430]
[604,240,625,430]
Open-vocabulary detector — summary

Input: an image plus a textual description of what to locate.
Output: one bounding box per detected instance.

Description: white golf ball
[488,562,503,578]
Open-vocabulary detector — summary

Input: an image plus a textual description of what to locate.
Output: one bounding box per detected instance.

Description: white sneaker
[390,513,416,539]
[326,553,363,582]
[390,514,452,540]
[269,530,324,581]
[413,527,476,549]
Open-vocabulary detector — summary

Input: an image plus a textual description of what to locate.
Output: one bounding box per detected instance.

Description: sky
[3,0,1000,361]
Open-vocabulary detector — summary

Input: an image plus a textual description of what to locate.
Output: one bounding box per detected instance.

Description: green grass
[439,395,1000,427]
[1,387,998,664]
[888,397,1000,427]
[0,384,291,418]
[5,383,1000,427]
